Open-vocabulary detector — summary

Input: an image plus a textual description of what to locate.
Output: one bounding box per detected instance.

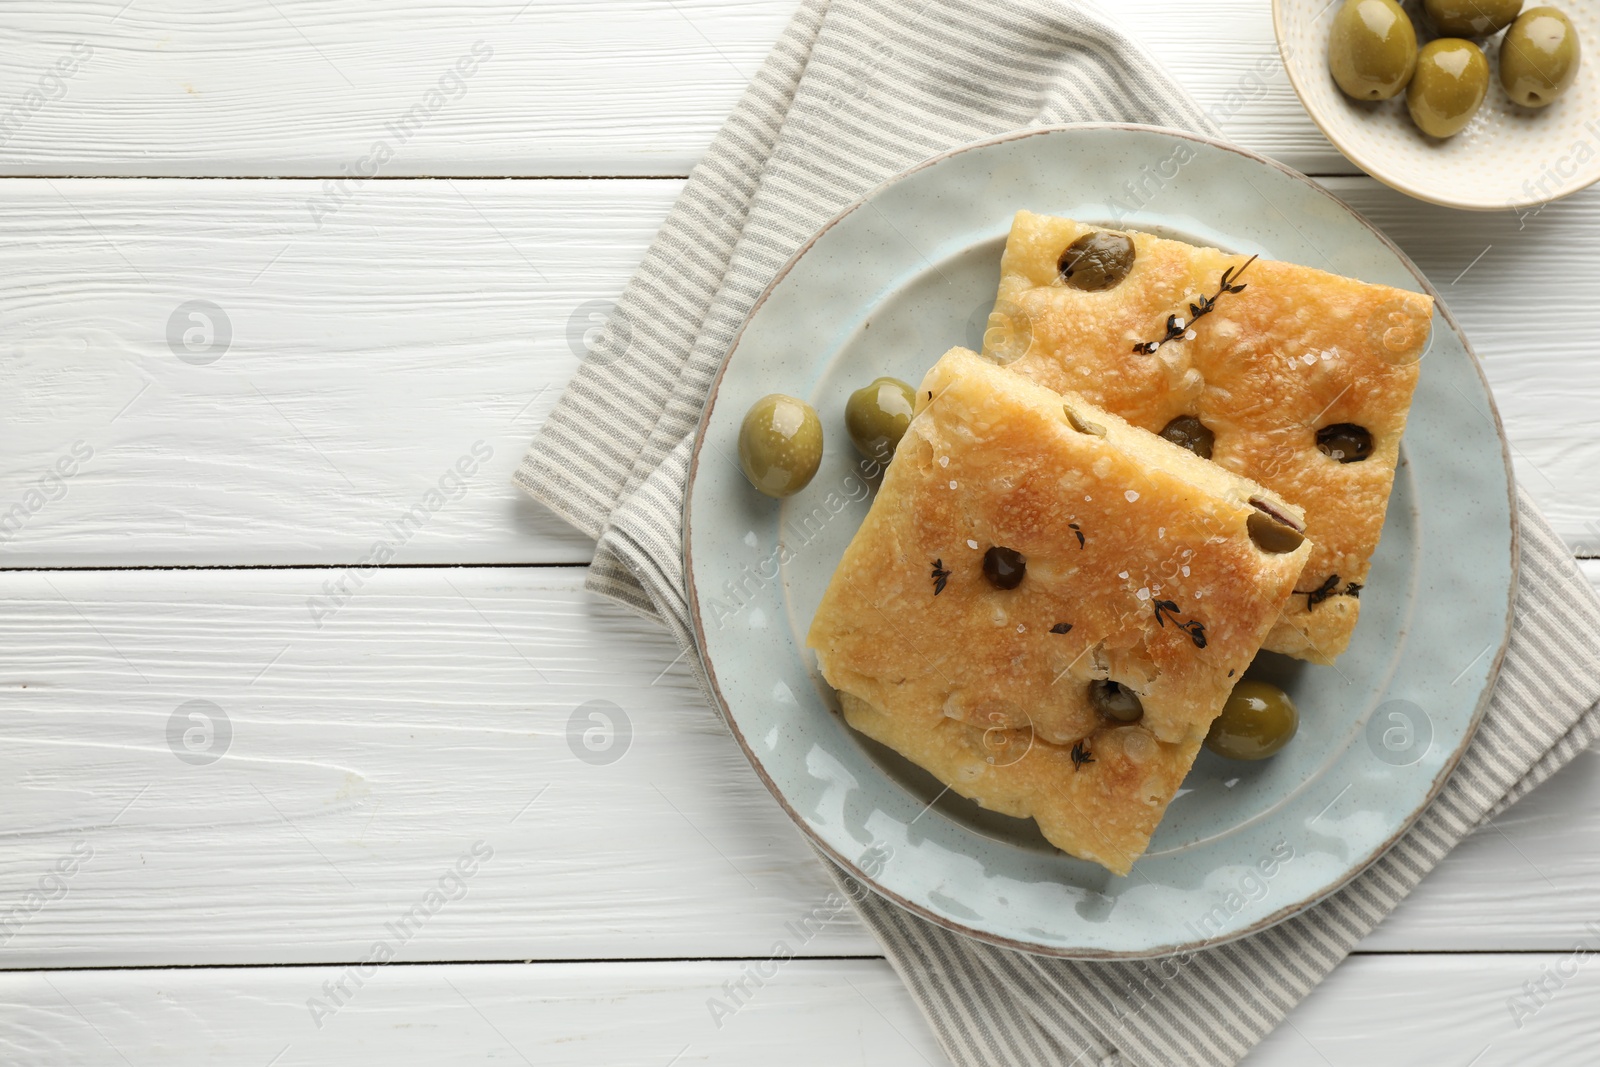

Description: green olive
[1328,0,1419,101]
[1501,7,1581,108]
[1058,232,1136,292]
[1247,511,1306,555]
[1424,0,1521,37]
[738,394,822,498]
[1407,38,1490,138]
[844,377,916,463]
[1088,680,1144,723]
[1205,681,1299,760]
[1159,415,1215,460]
[1061,403,1107,437]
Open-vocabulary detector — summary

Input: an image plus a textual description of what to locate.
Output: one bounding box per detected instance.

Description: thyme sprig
[1070,740,1095,771]
[931,559,951,596]
[1154,599,1208,649]
[1133,255,1258,356]
[1297,574,1362,609]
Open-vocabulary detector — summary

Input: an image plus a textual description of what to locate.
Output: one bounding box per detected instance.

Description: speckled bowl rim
[683,123,1518,959]
[1271,0,1600,211]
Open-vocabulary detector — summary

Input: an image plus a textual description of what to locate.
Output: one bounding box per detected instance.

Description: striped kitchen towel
[514,1,1600,1063]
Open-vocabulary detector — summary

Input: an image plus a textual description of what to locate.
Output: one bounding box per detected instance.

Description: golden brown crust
[841,692,1199,876]
[807,348,1310,873]
[987,212,1429,664]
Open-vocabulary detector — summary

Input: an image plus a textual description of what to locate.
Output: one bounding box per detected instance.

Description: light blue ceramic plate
[684,125,1517,958]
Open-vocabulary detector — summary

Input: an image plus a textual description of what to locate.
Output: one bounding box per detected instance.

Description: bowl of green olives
[1275,0,1598,210]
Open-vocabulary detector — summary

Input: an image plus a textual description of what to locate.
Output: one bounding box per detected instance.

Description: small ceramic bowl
[1273,0,1600,210]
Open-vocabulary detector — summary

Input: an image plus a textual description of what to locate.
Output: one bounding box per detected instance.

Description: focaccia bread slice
[984,211,1432,664]
[807,347,1311,874]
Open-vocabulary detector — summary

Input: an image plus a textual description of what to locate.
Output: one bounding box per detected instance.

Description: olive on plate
[844,376,916,464]
[738,394,823,498]
[1205,680,1299,760]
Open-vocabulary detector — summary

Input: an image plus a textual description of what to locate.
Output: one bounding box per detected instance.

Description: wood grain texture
[0,0,1348,178]
[0,0,787,178]
[1,565,1596,968]
[4,955,1597,1066]
[0,177,1596,565]
[0,960,949,1067]
[0,177,663,566]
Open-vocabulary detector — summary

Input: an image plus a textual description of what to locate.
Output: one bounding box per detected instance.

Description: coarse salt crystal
[1136,588,1151,601]
[1125,490,1140,503]
[1181,565,1190,577]
[1118,570,1129,579]
[948,480,958,489]
[967,539,979,550]
[938,456,949,467]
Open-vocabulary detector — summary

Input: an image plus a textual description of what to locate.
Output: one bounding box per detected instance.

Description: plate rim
[1269,0,1600,212]
[683,122,1520,958]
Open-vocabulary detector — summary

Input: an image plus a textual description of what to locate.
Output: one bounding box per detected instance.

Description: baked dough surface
[807,348,1310,874]
[985,211,1430,663]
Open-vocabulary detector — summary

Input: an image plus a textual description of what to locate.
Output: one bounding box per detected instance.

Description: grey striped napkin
[514,1,1600,1063]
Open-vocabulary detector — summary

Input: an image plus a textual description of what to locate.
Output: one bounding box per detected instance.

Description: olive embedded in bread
[738,394,823,498]
[1058,232,1136,292]
[982,546,1026,589]
[1247,512,1306,555]
[1088,680,1144,723]
[1158,415,1215,459]
[1316,423,1374,462]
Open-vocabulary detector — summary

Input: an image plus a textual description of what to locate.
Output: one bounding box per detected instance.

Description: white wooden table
[1,2,1596,1063]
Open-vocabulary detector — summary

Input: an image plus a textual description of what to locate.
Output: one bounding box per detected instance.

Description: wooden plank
[0,564,1597,968]
[0,0,1348,178]
[0,0,792,178]
[6,954,1597,1066]
[0,177,673,566]
[1244,954,1600,1066]
[0,960,950,1067]
[0,566,862,966]
[0,176,1597,565]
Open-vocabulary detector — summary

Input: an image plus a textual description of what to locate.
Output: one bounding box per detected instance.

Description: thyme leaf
[931,559,951,596]
[1049,622,1074,635]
